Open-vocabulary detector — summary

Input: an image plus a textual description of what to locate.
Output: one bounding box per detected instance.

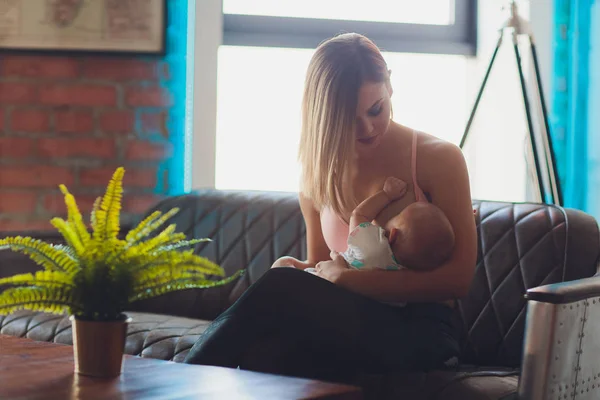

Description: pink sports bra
[320,129,429,253]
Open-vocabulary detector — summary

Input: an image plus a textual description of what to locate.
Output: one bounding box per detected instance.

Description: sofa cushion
[0,310,208,363]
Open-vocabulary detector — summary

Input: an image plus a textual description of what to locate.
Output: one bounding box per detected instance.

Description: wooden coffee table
[0,335,362,399]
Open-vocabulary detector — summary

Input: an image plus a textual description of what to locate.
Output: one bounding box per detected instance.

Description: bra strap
[411,130,424,202]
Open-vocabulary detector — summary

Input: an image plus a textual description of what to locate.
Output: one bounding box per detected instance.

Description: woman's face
[354,80,393,155]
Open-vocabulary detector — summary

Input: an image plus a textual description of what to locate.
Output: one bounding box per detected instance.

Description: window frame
[222,0,478,55]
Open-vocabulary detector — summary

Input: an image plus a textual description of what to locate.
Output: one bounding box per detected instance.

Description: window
[212,0,477,192]
[222,0,476,55]
[192,0,549,204]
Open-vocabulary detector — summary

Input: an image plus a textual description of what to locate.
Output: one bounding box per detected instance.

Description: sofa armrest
[526,274,600,304]
[518,276,600,399]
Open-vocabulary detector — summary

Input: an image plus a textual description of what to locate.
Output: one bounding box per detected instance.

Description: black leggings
[184,267,459,381]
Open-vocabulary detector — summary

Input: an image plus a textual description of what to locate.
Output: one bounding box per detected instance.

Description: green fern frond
[0,237,79,275]
[130,270,244,303]
[0,166,238,322]
[127,224,184,255]
[59,184,90,248]
[125,210,162,242]
[90,196,101,233]
[126,208,180,245]
[108,211,182,265]
[107,226,183,267]
[131,251,224,278]
[133,264,239,291]
[133,261,225,289]
[53,244,77,262]
[0,286,79,316]
[50,218,85,256]
[134,268,207,289]
[0,271,74,288]
[93,167,125,243]
[152,238,211,255]
[106,249,168,274]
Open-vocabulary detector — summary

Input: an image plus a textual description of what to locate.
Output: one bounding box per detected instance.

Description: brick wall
[0,55,174,231]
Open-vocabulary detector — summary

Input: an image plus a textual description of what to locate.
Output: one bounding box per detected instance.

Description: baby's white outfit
[342,222,401,270]
[305,222,402,274]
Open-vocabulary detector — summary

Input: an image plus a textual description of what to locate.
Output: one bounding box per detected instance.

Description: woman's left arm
[332,143,477,303]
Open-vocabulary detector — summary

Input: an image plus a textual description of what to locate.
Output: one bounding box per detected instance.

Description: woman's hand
[315,251,350,283]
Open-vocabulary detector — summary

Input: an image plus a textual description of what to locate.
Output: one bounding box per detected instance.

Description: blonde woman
[185,33,477,381]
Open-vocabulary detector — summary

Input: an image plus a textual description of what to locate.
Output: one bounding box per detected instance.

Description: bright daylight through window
[215,1,472,193]
[222,0,454,25]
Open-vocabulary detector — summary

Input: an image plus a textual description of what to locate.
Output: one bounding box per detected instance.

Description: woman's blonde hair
[298,33,390,217]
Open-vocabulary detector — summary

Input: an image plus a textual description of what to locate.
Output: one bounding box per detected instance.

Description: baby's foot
[383,177,407,200]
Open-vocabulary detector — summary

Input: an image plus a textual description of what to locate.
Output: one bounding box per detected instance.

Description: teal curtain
[551,0,593,211]
[159,0,191,195]
[587,3,600,217]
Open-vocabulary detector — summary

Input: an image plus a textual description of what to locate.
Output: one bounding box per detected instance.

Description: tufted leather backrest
[130,190,600,367]
[460,201,599,367]
[128,190,307,320]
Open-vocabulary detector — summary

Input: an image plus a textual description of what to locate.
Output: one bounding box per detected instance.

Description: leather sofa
[1,189,599,399]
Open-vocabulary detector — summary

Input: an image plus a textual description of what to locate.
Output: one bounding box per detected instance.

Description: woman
[184,33,477,381]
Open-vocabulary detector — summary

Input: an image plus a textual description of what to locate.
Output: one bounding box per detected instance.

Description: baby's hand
[383,177,407,200]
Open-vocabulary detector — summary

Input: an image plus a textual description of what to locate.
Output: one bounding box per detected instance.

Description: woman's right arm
[299,192,332,266]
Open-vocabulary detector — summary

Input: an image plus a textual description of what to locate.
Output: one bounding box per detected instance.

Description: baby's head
[386,202,455,271]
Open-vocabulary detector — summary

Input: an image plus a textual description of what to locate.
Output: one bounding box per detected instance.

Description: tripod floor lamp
[459,0,563,206]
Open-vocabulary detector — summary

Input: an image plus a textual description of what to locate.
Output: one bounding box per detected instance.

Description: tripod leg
[460,34,503,149]
[513,39,548,204]
[529,38,563,206]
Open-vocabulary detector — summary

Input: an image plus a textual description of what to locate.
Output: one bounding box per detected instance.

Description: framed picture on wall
[0,0,166,55]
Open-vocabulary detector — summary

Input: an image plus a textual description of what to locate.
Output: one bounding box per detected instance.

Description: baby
[272,177,455,273]
[380,200,455,272]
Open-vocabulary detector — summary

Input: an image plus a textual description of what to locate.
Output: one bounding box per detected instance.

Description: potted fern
[0,167,241,378]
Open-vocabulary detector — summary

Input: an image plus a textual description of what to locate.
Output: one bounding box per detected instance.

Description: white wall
[189,0,222,189]
[529,0,557,204]
[529,0,554,100]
